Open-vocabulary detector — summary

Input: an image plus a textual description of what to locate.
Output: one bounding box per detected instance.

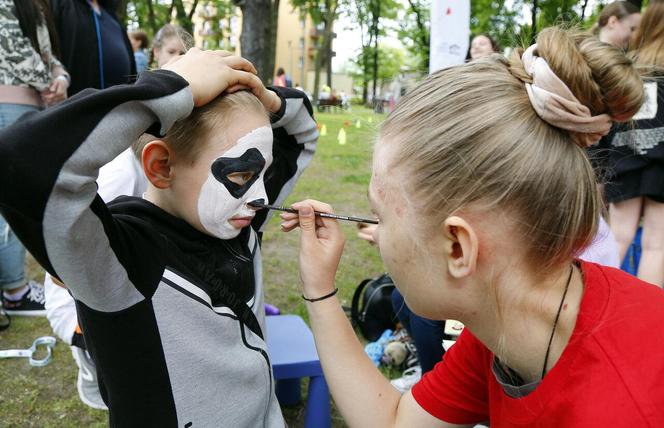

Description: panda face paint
[197,126,273,239]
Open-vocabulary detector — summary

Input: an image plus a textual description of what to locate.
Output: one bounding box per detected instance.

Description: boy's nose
[247,199,265,210]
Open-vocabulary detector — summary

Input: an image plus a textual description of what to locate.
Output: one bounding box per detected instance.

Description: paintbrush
[248,200,379,224]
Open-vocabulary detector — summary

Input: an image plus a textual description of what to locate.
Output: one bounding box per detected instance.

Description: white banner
[429,0,471,74]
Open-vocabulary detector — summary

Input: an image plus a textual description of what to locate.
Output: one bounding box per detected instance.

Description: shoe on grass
[1,280,46,316]
[71,346,108,411]
[390,366,422,394]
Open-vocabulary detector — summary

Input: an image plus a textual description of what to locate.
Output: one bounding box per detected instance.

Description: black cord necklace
[541,265,574,380]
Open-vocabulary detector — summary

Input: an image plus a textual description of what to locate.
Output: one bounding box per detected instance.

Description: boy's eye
[226,171,255,186]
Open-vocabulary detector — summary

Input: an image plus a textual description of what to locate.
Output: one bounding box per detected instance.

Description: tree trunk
[407,0,429,68]
[174,0,193,33]
[264,0,280,85]
[371,0,380,102]
[313,50,322,105]
[326,34,333,88]
[239,0,272,82]
[530,0,538,43]
[187,0,200,21]
[324,3,336,89]
[116,0,129,25]
[580,0,590,21]
[146,0,158,34]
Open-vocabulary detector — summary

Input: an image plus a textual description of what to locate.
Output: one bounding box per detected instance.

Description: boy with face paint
[0,49,317,427]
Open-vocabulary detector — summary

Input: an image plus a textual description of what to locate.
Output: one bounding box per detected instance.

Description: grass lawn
[0,107,388,428]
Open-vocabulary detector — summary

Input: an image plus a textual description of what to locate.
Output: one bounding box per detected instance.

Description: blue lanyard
[87,1,105,89]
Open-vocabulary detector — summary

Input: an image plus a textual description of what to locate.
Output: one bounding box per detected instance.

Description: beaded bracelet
[302,288,338,303]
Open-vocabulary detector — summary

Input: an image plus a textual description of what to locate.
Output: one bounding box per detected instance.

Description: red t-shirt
[412,261,664,427]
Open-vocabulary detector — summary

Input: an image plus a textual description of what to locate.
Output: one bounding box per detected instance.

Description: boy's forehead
[219,126,273,158]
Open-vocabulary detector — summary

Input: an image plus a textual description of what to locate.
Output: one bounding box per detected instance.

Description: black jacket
[50,0,136,96]
[0,71,317,426]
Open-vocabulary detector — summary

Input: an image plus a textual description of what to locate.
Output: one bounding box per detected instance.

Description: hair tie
[521,44,613,147]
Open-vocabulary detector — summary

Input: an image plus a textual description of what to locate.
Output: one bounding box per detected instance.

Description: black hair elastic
[302,288,339,303]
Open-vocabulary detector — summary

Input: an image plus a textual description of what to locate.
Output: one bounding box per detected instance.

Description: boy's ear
[442,216,478,279]
[142,140,174,189]
[607,15,619,28]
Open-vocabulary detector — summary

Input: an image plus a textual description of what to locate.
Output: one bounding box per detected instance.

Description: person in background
[583,2,641,270]
[0,0,69,318]
[592,1,641,50]
[468,34,500,60]
[151,24,188,68]
[274,67,287,87]
[128,29,149,75]
[50,0,135,96]
[601,0,664,287]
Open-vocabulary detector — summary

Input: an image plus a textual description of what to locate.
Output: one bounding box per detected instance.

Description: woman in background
[468,34,500,60]
[592,1,641,49]
[603,1,664,287]
[0,0,69,317]
[50,0,135,95]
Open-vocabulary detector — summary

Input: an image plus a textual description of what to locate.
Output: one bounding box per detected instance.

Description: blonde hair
[380,27,644,272]
[139,91,268,164]
[631,0,664,67]
[591,1,640,35]
[150,24,193,67]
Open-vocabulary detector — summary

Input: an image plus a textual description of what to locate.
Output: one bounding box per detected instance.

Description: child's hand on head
[162,48,262,107]
[227,80,282,114]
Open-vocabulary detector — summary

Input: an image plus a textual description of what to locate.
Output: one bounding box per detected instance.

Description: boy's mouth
[229,215,254,229]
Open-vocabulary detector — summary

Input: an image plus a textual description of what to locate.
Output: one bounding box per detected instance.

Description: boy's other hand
[163,48,262,107]
[227,83,282,114]
[357,222,378,245]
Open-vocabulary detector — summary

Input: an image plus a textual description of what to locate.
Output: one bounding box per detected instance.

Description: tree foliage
[344,0,399,102]
[349,44,404,86]
[291,0,342,102]
[397,0,430,74]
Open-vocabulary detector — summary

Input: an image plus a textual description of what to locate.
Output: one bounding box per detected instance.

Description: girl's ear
[442,216,479,279]
[142,140,174,189]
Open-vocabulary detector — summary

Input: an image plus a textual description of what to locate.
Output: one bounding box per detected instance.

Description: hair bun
[534,27,644,122]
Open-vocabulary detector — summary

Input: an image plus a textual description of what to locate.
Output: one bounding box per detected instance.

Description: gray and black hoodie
[0,69,317,427]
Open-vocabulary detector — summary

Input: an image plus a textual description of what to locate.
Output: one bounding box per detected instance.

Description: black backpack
[350,273,398,341]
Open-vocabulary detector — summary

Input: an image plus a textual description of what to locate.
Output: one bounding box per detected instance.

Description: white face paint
[197,126,273,239]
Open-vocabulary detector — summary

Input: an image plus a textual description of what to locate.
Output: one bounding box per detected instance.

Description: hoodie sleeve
[0,70,193,311]
[252,86,318,232]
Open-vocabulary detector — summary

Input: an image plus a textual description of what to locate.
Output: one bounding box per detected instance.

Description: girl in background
[129,29,149,75]
[151,24,188,68]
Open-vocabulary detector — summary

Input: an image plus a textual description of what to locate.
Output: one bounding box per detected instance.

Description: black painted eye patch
[210,148,266,199]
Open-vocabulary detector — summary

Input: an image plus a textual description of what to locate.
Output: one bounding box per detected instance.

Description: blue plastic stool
[621,227,642,275]
[266,315,331,428]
